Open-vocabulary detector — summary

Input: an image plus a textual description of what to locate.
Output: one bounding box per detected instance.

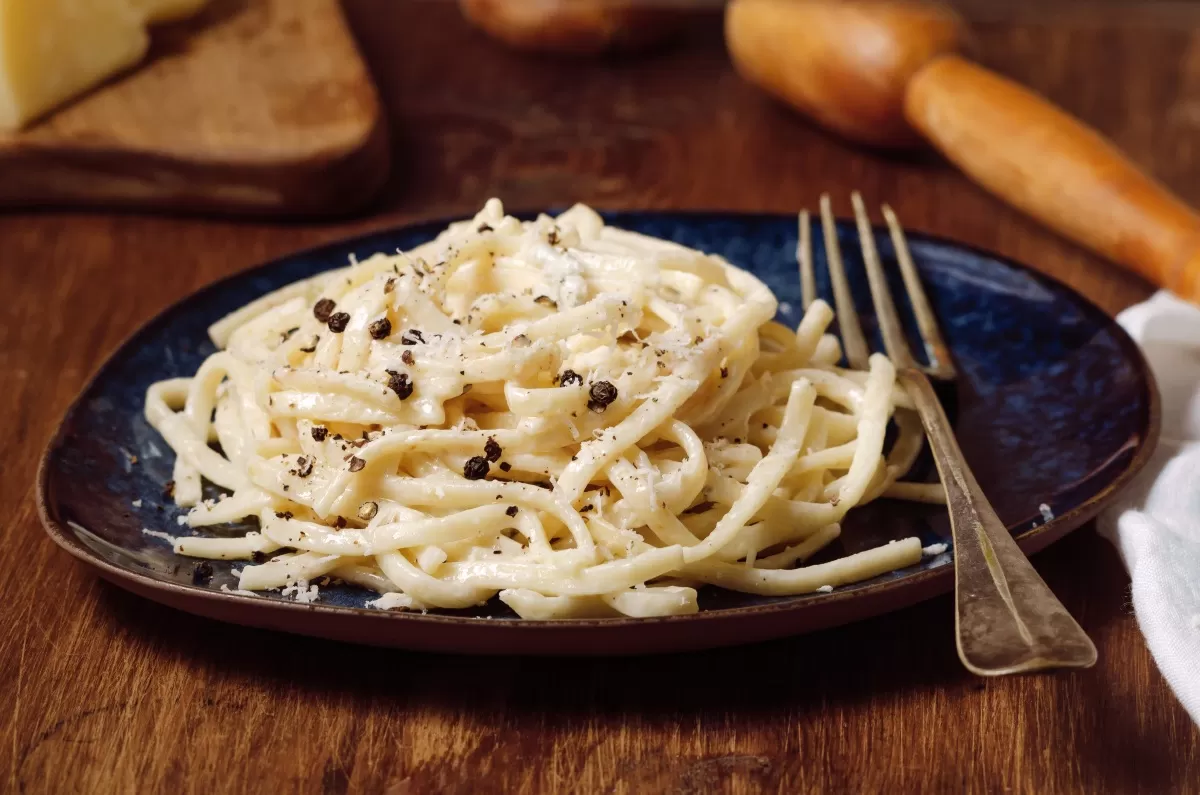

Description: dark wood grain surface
[3,2,1199,792]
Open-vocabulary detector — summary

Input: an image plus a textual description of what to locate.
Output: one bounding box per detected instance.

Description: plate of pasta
[38,201,1157,654]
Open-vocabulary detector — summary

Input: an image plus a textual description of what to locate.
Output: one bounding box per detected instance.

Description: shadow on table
[96,527,1174,791]
[100,561,970,713]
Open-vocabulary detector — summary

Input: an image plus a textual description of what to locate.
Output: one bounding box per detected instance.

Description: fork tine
[819,194,870,370]
[852,193,917,370]
[882,204,957,380]
[797,210,816,310]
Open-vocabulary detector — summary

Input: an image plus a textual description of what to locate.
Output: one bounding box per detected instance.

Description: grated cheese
[141,527,177,543]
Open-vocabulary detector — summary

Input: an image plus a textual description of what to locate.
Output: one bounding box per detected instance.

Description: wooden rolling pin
[726,0,1200,302]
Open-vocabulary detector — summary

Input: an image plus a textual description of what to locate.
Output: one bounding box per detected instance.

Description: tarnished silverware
[799,192,1097,675]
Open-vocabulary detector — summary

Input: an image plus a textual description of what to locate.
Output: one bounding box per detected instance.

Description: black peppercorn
[558,369,583,387]
[463,456,490,480]
[484,437,502,462]
[313,298,336,322]
[505,505,518,517]
[369,317,392,340]
[386,370,414,400]
[311,426,328,442]
[327,312,351,333]
[192,561,214,584]
[588,381,618,413]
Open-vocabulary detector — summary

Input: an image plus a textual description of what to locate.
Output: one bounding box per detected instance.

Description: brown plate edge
[35,376,1160,657]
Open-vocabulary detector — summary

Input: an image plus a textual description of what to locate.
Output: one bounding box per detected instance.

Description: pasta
[145,199,942,618]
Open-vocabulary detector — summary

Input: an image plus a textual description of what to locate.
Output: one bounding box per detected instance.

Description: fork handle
[905,54,1200,303]
[898,369,1097,675]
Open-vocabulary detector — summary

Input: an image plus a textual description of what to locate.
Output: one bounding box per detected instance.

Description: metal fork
[799,192,1097,676]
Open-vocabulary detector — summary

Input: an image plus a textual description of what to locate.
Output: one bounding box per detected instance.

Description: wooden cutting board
[0,0,390,217]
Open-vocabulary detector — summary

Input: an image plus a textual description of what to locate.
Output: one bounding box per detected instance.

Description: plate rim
[35,210,1163,636]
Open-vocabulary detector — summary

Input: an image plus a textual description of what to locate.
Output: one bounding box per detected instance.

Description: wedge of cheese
[0,0,209,132]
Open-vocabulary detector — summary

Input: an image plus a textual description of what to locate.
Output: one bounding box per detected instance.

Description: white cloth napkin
[1098,290,1200,725]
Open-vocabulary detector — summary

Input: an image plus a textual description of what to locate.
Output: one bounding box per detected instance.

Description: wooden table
[4,3,1199,792]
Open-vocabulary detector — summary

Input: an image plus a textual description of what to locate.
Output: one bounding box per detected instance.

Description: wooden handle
[905,54,1200,301]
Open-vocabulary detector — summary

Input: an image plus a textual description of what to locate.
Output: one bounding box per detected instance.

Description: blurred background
[353,0,1200,216]
[9,0,1200,293]
[9,0,1200,317]
[342,0,1200,313]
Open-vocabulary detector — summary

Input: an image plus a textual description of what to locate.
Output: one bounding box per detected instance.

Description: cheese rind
[0,0,209,132]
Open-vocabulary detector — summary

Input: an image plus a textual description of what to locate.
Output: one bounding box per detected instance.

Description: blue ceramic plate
[37,212,1159,655]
